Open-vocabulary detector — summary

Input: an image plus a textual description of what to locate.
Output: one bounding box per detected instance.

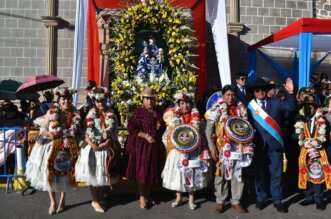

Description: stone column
[41,0,60,76]
[228,0,243,37]
[227,0,244,76]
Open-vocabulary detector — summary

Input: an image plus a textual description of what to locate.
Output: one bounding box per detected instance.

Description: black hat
[3,103,18,112]
[300,95,320,108]
[44,91,53,97]
[251,77,274,90]
[86,80,97,90]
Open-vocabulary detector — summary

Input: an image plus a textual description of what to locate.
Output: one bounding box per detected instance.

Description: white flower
[149,72,156,82]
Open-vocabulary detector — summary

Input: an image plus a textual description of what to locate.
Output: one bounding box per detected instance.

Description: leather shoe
[316,202,326,210]
[255,201,266,210]
[232,204,247,213]
[215,204,224,213]
[274,203,288,213]
[300,200,314,206]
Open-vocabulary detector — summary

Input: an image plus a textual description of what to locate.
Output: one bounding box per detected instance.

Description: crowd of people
[1,72,331,215]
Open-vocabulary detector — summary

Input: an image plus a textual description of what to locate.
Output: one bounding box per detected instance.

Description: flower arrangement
[109,0,197,118]
[294,109,326,148]
[86,108,115,145]
[53,87,77,97]
[218,100,247,122]
[49,103,80,138]
[88,87,110,101]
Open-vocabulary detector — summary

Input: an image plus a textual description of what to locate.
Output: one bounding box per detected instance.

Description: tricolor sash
[248,99,283,145]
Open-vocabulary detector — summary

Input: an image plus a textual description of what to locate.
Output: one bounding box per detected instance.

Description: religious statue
[136,34,164,77]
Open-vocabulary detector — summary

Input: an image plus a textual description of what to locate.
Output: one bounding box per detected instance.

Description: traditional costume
[26,87,80,192]
[161,92,210,193]
[125,89,166,186]
[294,97,331,209]
[75,87,120,187]
[205,86,254,213]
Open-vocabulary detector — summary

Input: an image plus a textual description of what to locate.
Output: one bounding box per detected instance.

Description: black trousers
[304,182,325,204]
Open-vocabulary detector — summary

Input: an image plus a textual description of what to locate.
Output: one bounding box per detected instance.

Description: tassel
[215,161,221,176]
[283,153,288,173]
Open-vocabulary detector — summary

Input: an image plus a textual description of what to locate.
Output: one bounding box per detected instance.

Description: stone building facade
[0,0,330,98]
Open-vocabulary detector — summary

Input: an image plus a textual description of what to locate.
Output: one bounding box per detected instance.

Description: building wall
[0,0,88,91]
[0,0,47,81]
[316,0,331,17]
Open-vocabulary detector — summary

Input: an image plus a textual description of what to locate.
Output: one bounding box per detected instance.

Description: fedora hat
[251,77,274,90]
[140,87,156,98]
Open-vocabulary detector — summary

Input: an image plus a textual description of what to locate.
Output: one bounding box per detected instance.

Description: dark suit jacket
[250,94,297,151]
[234,85,250,106]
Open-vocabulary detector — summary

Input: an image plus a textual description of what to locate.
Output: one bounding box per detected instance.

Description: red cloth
[192,0,206,100]
[87,0,100,85]
[125,107,166,185]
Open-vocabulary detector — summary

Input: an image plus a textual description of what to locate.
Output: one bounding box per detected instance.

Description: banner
[206,0,231,86]
[72,0,88,106]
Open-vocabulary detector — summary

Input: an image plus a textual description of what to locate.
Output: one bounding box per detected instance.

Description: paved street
[0,179,330,219]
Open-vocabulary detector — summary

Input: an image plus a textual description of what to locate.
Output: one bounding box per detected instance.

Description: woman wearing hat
[75,87,120,213]
[294,94,330,210]
[125,87,166,209]
[25,87,81,215]
[161,91,210,210]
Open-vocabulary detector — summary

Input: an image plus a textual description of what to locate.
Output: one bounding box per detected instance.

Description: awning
[249,18,331,51]
[248,18,331,88]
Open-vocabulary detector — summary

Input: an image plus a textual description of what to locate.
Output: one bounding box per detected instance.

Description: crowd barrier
[0,127,27,193]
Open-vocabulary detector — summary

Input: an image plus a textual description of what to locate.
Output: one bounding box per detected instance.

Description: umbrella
[0,79,40,100]
[16,75,65,94]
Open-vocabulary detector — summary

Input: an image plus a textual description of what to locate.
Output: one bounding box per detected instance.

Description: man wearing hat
[294,95,330,210]
[248,77,296,213]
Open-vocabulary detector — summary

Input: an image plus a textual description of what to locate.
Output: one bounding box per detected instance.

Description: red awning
[248,18,331,51]
[93,0,199,9]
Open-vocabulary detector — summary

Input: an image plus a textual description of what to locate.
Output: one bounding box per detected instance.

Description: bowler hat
[140,87,156,98]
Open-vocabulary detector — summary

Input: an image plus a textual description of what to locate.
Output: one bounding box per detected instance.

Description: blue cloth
[257,49,289,80]
[299,33,312,89]
[248,49,257,87]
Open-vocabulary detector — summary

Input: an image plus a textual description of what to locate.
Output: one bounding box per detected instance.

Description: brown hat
[2,100,12,108]
[140,87,156,98]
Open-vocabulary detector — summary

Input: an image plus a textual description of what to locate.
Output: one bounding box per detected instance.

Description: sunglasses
[254,88,266,93]
[239,77,246,81]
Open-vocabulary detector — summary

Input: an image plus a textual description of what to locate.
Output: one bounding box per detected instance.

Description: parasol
[16,75,65,94]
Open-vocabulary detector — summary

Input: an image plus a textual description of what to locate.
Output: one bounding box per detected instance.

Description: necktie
[241,88,245,95]
[261,100,266,110]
